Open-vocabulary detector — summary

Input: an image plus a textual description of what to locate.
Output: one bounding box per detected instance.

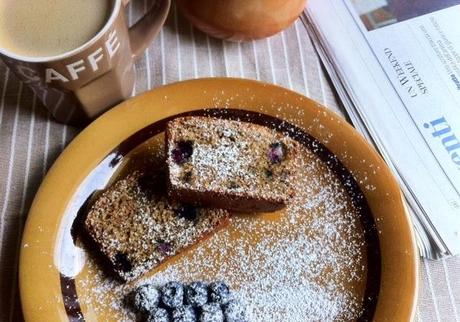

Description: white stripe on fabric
[266,38,277,84]
[281,32,293,90]
[251,41,261,80]
[423,261,441,322]
[206,36,215,77]
[0,68,10,125]
[0,82,23,256]
[61,125,68,151]
[160,29,166,85]
[51,92,65,117]
[222,41,229,77]
[237,42,245,78]
[173,3,182,81]
[145,51,152,90]
[42,115,51,179]
[19,95,36,214]
[144,0,152,89]
[442,259,459,321]
[8,94,36,322]
[132,82,137,96]
[64,104,77,125]
[291,22,310,100]
[129,2,137,96]
[190,27,199,78]
[316,59,328,106]
[294,21,310,96]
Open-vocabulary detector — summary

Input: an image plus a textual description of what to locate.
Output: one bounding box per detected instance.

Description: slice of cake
[166,117,302,212]
[83,170,230,281]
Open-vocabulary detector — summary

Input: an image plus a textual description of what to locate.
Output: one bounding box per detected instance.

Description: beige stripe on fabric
[0,4,458,321]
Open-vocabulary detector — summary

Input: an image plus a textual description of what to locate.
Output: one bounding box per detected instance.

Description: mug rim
[0,0,122,63]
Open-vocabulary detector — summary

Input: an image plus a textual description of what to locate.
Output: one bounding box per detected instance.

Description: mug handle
[123,0,171,60]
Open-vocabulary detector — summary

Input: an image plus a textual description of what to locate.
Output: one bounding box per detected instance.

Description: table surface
[0,3,459,322]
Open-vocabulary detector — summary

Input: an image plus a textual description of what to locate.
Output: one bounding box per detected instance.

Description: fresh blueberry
[161,282,185,309]
[132,284,161,314]
[172,140,193,164]
[268,142,286,164]
[208,281,231,305]
[176,205,198,221]
[223,300,247,322]
[147,308,170,322]
[185,282,208,307]
[199,303,224,322]
[172,305,196,322]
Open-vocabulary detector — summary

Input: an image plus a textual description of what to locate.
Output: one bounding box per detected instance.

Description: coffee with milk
[0,0,111,57]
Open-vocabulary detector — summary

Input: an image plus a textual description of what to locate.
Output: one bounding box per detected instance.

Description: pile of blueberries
[130,281,247,322]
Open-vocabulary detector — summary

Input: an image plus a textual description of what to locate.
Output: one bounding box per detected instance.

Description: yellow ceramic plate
[20,78,418,321]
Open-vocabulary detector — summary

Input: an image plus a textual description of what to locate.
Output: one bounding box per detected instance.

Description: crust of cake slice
[166,117,302,212]
[82,170,230,281]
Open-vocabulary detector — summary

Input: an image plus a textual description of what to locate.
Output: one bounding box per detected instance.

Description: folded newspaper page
[304,0,460,259]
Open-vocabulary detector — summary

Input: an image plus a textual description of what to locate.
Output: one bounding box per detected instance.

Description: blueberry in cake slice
[83,170,230,281]
[166,117,302,212]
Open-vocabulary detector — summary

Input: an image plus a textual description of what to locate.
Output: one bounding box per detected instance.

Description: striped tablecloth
[0,3,459,321]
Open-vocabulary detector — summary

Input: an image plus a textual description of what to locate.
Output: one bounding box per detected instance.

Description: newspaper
[303,0,460,259]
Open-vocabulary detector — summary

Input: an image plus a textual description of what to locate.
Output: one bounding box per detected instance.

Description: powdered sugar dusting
[167,117,301,203]
[76,136,370,321]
